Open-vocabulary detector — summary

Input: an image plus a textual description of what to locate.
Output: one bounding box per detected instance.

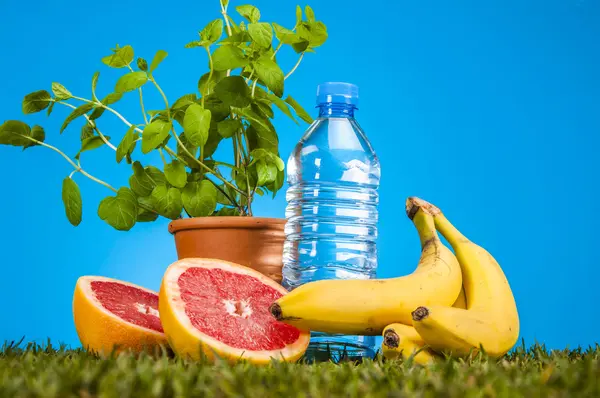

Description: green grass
[1,340,599,397]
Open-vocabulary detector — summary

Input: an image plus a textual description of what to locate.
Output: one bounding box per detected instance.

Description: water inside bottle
[282,82,381,361]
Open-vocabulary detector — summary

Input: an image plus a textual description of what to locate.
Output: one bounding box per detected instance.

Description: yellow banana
[408,197,519,358]
[269,199,462,335]
[452,285,467,309]
[381,323,437,365]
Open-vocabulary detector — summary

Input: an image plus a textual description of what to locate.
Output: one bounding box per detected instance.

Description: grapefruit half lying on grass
[73,276,168,355]
[159,258,310,364]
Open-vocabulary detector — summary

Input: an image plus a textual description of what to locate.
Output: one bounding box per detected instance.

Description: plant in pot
[0,1,327,283]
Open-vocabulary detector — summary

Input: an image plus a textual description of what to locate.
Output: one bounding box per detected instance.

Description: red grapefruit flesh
[73,276,168,355]
[159,258,310,364]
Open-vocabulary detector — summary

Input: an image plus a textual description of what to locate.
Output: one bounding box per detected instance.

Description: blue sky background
[0,0,598,351]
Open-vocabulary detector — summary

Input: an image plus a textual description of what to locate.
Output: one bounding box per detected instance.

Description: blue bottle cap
[316,82,359,107]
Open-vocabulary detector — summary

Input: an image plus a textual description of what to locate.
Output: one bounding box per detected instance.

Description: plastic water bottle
[282,82,381,360]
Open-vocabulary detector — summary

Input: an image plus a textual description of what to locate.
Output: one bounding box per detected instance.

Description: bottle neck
[318,103,356,118]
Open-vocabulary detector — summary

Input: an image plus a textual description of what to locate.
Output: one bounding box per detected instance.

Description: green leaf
[204,95,230,122]
[236,5,260,23]
[204,124,223,158]
[266,167,284,197]
[22,90,51,114]
[297,21,327,48]
[115,71,148,93]
[150,50,168,73]
[253,100,274,119]
[101,45,134,68]
[250,148,285,171]
[0,121,32,146]
[234,106,274,134]
[182,180,217,217]
[116,125,137,164]
[185,40,210,49]
[129,161,156,197]
[165,160,187,189]
[253,55,284,97]
[177,133,199,169]
[151,185,183,219]
[101,92,123,106]
[23,125,45,150]
[46,101,55,116]
[61,178,82,226]
[215,207,238,216]
[183,103,211,147]
[172,94,198,110]
[305,5,315,22]
[295,5,303,26]
[52,83,72,100]
[291,39,310,53]
[217,119,242,138]
[268,93,297,123]
[89,107,105,121]
[23,125,46,150]
[220,31,252,44]
[137,57,148,71]
[80,124,94,141]
[273,23,303,45]
[60,103,95,134]
[200,19,223,44]
[248,23,272,48]
[97,187,138,231]
[142,119,172,153]
[136,196,158,222]
[216,184,238,205]
[146,166,166,186]
[212,46,249,71]
[214,76,251,108]
[308,21,328,47]
[91,72,100,100]
[285,95,313,124]
[246,123,278,152]
[75,135,111,159]
[256,160,278,186]
[198,70,226,96]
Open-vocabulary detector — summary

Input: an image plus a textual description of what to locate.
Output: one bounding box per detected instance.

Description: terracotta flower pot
[168,217,287,284]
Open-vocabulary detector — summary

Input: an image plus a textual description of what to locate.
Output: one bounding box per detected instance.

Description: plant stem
[21,135,117,193]
[271,42,283,60]
[251,79,258,98]
[150,77,247,197]
[158,148,168,166]
[126,64,149,124]
[138,87,149,124]
[220,0,233,77]
[284,52,305,80]
[58,101,116,151]
[202,46,214,107]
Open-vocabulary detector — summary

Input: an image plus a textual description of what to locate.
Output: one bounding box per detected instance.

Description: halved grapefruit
[159,258,310,364]
[73,276,168,355]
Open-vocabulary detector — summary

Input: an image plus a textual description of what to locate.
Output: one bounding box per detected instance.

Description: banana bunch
[270,197,520,363]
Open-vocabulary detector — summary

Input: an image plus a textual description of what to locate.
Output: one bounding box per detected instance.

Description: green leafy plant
[0,1,326,231]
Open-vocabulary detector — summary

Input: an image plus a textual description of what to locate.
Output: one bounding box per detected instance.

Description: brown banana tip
[383,329,400,349]
[269,303,283,321]
[405,197,441,219]
[411,306,430,322]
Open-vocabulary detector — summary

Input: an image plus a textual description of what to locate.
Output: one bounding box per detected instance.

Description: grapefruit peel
[159,258,310,364]
[73,275,168,356]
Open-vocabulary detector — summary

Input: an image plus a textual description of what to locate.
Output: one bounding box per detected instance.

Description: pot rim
[168,216,286,234]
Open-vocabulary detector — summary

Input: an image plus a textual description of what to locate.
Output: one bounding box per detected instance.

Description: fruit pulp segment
[90,281,163,332]
[178,268,300,351]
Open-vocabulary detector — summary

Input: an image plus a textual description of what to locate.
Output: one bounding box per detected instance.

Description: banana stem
[433,214,470,246]
[412,210,439,249]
